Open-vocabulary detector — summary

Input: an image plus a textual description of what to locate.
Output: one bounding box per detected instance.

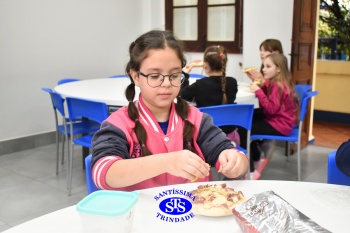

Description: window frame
[165,0,243,54]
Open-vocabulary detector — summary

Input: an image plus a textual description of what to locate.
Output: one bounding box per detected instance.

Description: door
[290,0,318,151]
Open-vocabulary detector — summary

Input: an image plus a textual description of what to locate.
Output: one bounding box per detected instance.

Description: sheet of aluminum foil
[232,190,331,233]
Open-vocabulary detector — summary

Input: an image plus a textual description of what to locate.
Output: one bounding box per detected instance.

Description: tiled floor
[0,121,346,232]
[313,121,350,149]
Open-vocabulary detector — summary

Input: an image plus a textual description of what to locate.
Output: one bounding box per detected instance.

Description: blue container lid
[76,190,138,217]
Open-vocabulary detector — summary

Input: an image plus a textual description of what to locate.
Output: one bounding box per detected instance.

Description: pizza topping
[189,183,245,216]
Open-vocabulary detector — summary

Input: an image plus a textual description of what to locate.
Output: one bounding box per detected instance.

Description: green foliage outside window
[318,0,350,60]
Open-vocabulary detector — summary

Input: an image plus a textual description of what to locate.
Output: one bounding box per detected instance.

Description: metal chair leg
[56,130,59,175]
[297,141,301,181]
[61,135,65,165]
[67,140,74,196]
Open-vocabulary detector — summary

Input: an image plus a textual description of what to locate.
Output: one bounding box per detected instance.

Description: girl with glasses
[91,30,249,191]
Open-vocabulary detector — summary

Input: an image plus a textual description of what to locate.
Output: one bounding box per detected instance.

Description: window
[165,0,243,53]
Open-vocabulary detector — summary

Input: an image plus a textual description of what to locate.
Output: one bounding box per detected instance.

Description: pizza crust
[190,183,245,217]
[242,67,258,73]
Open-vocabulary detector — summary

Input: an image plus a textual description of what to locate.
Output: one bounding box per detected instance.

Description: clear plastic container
[76,190,138,233]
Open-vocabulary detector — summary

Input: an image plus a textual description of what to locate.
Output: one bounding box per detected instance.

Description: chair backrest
[189,73,205,79]
[41,88,66,117]
[295,84,312,101]
[328,151,350,186]
[199,104,254,179]
[66,97,108,123]
[198,104,254,130]
[85,154,100,194]
[57,78,81,85]
[299,91,318,122]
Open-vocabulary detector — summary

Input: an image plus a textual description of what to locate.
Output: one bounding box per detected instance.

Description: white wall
[0,0,146,141]
[0,0,293,142]
[242,0,293,82]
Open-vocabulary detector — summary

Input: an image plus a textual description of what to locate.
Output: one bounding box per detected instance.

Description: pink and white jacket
[91,95,239,191]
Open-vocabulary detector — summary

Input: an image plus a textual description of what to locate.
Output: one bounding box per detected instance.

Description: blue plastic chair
[41,88,101,176]
[57,78,81,85]
[250,91,319,181]
[328,151,350,186]
[199,104,255,179]
[66,97,108,195]
[189,73,205,78]
[295,84,312,101]
[85,154,100,194]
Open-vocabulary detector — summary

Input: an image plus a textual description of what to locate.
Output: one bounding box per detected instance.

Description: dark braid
[176,96,196,153]
[218,45,228,104]
[124,30,194,156]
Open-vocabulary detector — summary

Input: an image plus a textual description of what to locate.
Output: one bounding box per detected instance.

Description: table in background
[54,78,257,107]
[54,78,257,160]
[3,180,349,233]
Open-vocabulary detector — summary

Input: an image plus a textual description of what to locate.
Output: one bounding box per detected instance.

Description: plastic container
[76,190,138,233]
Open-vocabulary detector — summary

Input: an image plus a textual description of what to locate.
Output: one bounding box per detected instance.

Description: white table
[54,78,256,106]
[4,180,349,233]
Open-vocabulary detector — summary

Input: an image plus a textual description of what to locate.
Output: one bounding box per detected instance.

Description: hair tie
[135,119,139,122]
[220,53,224,58]
[187,141,191,146]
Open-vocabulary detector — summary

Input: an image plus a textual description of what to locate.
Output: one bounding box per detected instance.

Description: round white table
[3,180,349,233]
[54,78,257,106]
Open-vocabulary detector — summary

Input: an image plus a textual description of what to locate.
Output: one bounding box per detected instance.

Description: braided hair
[203,45,228,104]
[125,30,196,156]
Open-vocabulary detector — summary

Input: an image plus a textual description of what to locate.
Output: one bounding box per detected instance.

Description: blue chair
[328,151,350,186]
[66,97,109,195]
[295,84,312,100]
[85,154,100,194]
[189,73,205,78]
[199,104,255,179]
[41,88,101,176]
[57,78,81,85]
[250,91,319,181]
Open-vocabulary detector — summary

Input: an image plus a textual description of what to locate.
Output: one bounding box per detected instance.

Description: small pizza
[190,60,204,67]
[190,183,245,216]
[242,67,258,73]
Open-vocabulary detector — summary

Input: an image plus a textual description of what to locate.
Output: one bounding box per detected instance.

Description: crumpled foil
[232,190,331,233]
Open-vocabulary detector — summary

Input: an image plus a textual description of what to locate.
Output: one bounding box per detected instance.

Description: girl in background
[246,39,284,82]
[181,45,238,136]
[240,53,299,179]
[91,30,249,191]
[181,45,238,109]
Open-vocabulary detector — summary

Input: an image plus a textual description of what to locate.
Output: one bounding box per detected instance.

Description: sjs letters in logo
[154,188,196,223]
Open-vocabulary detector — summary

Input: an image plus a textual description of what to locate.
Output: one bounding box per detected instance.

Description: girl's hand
[182,60,203,73]
[166,150,210,181]
[218,149,249,179]
[249,82,260,92]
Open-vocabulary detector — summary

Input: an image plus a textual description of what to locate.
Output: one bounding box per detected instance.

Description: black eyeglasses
[137,71,185,88]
